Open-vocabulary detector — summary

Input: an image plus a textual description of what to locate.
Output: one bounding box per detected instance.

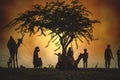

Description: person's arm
[87,53,88,58]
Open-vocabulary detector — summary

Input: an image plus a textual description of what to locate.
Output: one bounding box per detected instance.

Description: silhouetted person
[83,48,88,68]
[33,46,40,68]
[117,47,120,69]
[67,47,75,69]
[67,47,74,63]
[104,44,113,68]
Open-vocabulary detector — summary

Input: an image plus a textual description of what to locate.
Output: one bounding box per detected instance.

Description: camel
[55,53,84,70]
[74,53,84,69]
[7,36,23,68]
[66,53,84,70]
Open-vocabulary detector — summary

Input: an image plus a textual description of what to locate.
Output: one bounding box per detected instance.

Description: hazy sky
[0,0,120,68]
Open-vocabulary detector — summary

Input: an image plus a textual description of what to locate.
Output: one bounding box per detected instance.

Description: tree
[6,0,100,69]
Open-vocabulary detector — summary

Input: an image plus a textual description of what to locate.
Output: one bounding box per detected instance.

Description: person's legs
[83,62,85,68]
[13,58,15,68]
[12,54,15,68]
[108,59,111,68]
[84,62,87,68]
[86,61,88,68]
[105,60,107,68]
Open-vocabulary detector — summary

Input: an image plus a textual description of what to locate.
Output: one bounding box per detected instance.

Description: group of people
[7,36,120,69]
[33,44,120,69]
[54,44,120,69]
[55,47,88,69]
[104,44,120,69]
[68,48,88,69]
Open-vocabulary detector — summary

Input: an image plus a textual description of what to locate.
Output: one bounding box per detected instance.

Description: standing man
[104,44,113,68]
[83,48,88,68]
[117,47,120,69]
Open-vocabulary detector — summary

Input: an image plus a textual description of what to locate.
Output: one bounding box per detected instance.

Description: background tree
[6,0,100,69]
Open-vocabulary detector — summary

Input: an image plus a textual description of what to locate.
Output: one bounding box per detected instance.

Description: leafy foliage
[7,0,100,55]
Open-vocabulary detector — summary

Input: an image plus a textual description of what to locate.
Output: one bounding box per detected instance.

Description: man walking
[104,44,113,68]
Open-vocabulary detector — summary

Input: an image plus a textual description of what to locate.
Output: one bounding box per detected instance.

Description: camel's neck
[17,42,20,48]
[17,41,22,48]
[75,54,83,65]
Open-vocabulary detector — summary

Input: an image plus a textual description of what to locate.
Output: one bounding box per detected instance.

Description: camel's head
[17,38,23,46]
[79,53,84,58]
[17,35,24,45]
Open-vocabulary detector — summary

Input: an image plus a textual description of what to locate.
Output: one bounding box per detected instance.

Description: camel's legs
[13,60,15,68]
[8,57,12,68]
[13,57,16,68]
[10,58,12,68]
[16,58,18,68]
[10,58,13,68]
[16,51,19,68]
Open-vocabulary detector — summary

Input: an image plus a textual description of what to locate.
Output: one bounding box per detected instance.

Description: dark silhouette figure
[104,44,113,68]
[67,47,74,65]
[117,48,120,69]
[83,49,88,68]
[67,47,75,69]
[7,36,22,68]
[54,53,62,69]
[33,46,42,68]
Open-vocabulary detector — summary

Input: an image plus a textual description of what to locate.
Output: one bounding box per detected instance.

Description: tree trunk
[62,46,67,56]
[58,37,75,70]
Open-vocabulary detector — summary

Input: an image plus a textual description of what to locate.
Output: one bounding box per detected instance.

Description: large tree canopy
[6,0,100,55]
